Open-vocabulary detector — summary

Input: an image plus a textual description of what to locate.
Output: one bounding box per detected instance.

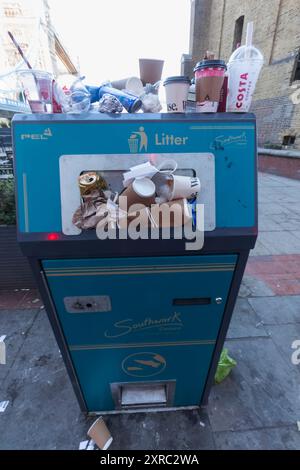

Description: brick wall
[258,154,300,180]
[190,0,300,149]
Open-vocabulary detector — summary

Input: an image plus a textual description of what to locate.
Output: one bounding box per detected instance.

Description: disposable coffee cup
[170,175,201,200]
[111,77,144,96]
[139,58,164,85]
[156,199,192,228]
[120,177,155,210]
[196,101,218,113]
[156,159,178,175]
[152,160,177,203]
[163,76,191,113]
[87,417,113,450]
[194,60,226,113]
[125,77,144,95]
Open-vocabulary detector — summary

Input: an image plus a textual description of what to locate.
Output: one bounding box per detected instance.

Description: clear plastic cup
[18,70,53,113]
[226,45,263,112]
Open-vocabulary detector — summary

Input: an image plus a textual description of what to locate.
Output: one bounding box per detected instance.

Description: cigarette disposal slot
[111,381,176,409]
[172,297,211,306]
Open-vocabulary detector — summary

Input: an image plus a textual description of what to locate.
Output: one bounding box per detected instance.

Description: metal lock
[215,297,223,304]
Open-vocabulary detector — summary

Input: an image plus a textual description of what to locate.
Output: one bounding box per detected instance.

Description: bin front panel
[43,254,236,411]
[13,115,256,233]
[43,254,237,345]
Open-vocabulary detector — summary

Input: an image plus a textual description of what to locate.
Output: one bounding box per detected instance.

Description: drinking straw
[7,31,33,69]
[245,22,253,48]
[8,31,47,112]
[245,22,253,59]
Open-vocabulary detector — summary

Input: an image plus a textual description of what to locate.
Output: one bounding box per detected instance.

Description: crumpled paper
[141,93,162,113]
[72,189,107,229]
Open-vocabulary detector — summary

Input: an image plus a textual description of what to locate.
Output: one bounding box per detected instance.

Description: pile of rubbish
[72,160,200,231]
[10,21,263,116]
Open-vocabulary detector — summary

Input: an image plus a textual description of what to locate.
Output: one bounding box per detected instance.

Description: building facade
[0,0,78,118]
[0,0,77,75]
[189,0,300,150]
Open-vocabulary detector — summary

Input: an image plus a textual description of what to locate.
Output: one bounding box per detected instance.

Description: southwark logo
[105,313,183,339]
[128,127,148,153]
[210,132,247,150]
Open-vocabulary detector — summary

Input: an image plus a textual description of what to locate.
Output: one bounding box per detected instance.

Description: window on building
[4,2,22,17]
[282,135,296,146]
[232,15,244,51]
[291,50,300,82]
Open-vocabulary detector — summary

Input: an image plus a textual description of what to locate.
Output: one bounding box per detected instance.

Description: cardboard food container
[127,198,192,228]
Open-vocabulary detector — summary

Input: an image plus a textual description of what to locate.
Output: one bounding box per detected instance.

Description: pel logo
[122,352,166,377]
[128,128,188,153]
[21,128,52,140]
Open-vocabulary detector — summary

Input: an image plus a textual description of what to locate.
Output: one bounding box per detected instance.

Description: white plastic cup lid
[133,177,155,198]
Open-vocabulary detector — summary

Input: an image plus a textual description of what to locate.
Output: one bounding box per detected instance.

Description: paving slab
[208,338,300,432]
[256,231,300,255]
[0,310,84,450]
[239,275,275,297]
[0,309,38,381]
[227,298,269,339]
[104,409,215,451]
[248,295,300,325]
[246,255,300,296]
[249,239,272,256]
[281,202,300,216]
[265,323,300,373]
[271,213,300,231]
[214,426,300,450]
[291,230,300,241]
[258,202,291,216]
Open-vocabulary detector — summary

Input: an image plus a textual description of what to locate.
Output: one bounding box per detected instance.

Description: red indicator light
[47,233,60,241]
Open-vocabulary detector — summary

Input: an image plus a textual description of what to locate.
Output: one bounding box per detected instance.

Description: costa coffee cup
[194,60,226,113]
[163,76,191,113]
[87,417,113,450]
[120,177,156,210]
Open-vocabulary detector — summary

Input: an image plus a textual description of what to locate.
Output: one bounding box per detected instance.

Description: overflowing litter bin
[13,112,257,412]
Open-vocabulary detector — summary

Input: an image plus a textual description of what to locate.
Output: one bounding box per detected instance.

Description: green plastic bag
[215,348,237,384]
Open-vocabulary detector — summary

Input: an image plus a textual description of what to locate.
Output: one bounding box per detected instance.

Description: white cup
[170,175,201,200]
[163,76,191,113]
[125,77,144,95]
[87,417,113,450]
[156,159,178,174]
